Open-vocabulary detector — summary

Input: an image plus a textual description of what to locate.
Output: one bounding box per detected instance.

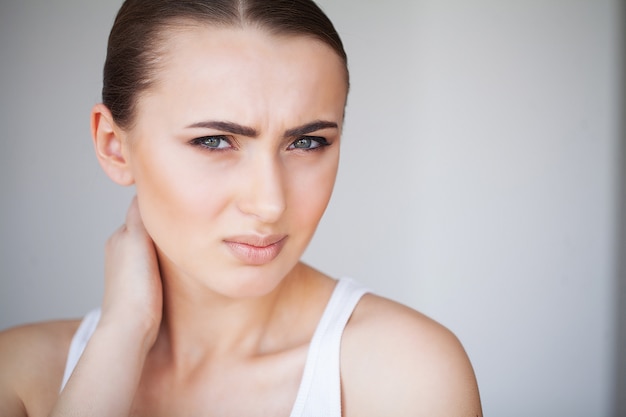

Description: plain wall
[0,1,622,416]
[613,1,626,415]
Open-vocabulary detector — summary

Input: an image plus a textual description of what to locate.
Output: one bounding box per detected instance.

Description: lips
[223,234,287,266]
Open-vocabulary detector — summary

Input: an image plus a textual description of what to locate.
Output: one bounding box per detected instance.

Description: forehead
[134,25,348,130]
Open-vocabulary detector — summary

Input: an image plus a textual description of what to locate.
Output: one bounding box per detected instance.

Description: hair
[103,0,349,129]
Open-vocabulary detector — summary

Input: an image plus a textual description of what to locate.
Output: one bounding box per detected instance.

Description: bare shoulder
[341,294,482,417]
[0,320,80,417]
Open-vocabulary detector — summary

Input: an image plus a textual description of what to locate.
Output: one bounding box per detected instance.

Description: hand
[100,196,163,345]
[50,198,163,416]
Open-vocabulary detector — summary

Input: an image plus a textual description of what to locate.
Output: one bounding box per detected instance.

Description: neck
[153,256,307,370]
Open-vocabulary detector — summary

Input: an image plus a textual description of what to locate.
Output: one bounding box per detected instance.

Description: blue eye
[289,136,329,150]
[191,136,232,150]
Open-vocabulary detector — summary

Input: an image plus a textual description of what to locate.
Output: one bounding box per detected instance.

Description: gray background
[0,0,624,416]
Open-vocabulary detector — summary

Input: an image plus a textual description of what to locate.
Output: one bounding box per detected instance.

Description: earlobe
[91,103,135,186]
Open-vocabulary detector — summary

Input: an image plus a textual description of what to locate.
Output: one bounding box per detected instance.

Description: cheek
[286,153,339,229]
[132,147,234,253]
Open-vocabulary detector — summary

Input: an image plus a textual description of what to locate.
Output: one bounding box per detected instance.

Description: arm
[0,321,77,417]
[342,295,482,417]
[49,320,154,416]
[50,198,163,417]
[0,333,28,417]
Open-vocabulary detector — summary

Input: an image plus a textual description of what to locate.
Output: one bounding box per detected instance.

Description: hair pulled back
[103,0,348,129]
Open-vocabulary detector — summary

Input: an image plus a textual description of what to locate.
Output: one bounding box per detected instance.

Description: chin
[197,261,300,300]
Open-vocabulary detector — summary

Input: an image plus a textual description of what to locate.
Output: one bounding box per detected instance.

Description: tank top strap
[60,308,101,391]
[289,277,369,417]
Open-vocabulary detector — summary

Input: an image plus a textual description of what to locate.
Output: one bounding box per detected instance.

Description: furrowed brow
[284,120,338,138]
[187,121,258,137]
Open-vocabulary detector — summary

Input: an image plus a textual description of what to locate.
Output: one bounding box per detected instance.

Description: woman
[0,1,482,416]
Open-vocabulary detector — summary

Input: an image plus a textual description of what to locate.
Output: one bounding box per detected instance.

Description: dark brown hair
[103,0,349,129]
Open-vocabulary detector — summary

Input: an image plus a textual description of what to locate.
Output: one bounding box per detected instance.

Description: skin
[0,25,482,417]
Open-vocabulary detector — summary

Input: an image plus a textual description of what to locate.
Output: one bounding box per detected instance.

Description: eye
[288,136,329,150]
[190,135,232,150]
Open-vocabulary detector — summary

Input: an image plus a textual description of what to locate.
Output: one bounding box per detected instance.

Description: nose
[237,154,287,224]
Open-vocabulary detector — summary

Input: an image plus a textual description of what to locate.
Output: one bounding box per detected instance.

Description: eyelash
[288,136,330,151]
[189,135,233,151]
[189,135,330,152]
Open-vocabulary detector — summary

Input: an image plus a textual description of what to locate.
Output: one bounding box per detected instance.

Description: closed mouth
[223,235,288,265]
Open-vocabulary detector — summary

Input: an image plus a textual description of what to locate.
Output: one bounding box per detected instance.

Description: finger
[124,196,147,234]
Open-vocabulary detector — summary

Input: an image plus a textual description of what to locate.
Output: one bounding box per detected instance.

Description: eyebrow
[284,120,339,138]
[186,120,338,138]
[187,121,258,137]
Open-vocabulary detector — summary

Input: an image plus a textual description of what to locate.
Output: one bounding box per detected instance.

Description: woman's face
[122,26,347,298]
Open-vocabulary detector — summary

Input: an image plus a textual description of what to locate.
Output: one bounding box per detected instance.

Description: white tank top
[61,278,368,417]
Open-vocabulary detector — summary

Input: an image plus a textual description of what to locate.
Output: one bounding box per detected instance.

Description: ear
[91,103,135,186]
